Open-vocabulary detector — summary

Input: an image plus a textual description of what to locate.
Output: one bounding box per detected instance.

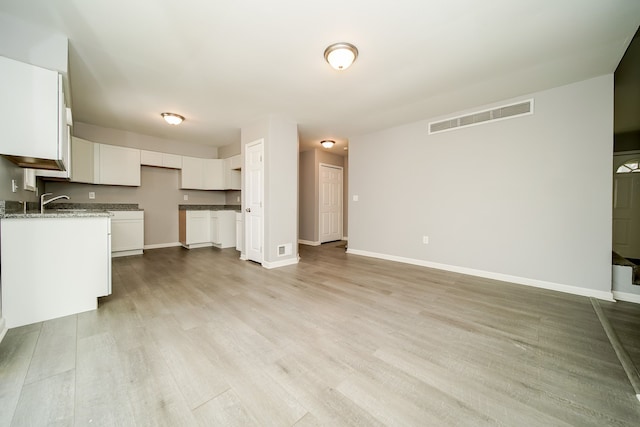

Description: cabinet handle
[245,208,251,213]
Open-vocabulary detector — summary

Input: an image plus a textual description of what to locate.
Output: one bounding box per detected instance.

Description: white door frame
[244,139,264,263]
[318,163,343,243]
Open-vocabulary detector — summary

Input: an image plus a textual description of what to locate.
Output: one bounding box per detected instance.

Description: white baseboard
[263,256,300,269]
[144,242,182,250]
[112,249,144,258]
[0,317,6,344]
[342,236,348,241]
[613,291,640,304]
[298,239,321,246]
[346,248,615,301]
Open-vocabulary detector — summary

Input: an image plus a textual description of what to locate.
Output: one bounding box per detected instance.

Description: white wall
[0,12,68,74]
[241,115,299,267]
[348,75,614,298]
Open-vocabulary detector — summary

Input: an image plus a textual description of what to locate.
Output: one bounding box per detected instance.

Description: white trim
[613,291,640,304]
[0,317,7,344]
[342,236,348,241]
[346,248,615,301]
[299,239,321,246]
[181,242,213,250]
[263,256,299,269]
[112,249,143,258]
[144,242,182,250]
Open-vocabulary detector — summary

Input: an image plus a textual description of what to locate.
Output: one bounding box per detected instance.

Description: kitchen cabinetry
[211,210,236,248]
[141,150,182,169]
[109,210,144,257]
[179,210,211,248]
[96,144,141,186]
[70,137,96,184]
[236,212,243,252]
[224,156,241,190]
[0,56,69,171]
[36,124,72,179]
[0,216,111,328]
[181,157,224,190]
[179,209,237,249]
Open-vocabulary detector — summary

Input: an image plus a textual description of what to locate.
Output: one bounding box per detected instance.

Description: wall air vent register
[428,99,534,134]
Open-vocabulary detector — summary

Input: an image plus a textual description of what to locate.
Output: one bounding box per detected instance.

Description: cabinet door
[236,215,243,251]
[210,213,220,244]
[163,153,182,169]
[110,217,144,252]
[181,156,204,189]
[0,56,59,161]
[224,158,241,190]
[140,150,163,167]
[70,137,95,183]
[204,159,225,190]
[186,211,210,244]
[97,144,141,186]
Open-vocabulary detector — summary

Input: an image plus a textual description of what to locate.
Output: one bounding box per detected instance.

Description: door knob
[246,208,251,212]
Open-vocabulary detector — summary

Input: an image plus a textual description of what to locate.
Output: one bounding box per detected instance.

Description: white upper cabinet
[141,150,182,169]
[181,156,204,189]
[204,159,225,190]
[70,137,96,184]
[181,157,224,190]
[224,157,241,190]
[0,56,68,171]
[96,144,141,186]
[228,154,242,170]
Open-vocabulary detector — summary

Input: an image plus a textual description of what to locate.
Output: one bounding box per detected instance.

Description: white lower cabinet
[236,212,243,252]
[179,209,236,249]
[109,210,144,257]
[0,216,111,328]
[180,210,211,248]
[211,210,236,248]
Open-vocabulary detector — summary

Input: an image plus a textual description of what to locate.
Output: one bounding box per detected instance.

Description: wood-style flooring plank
[23,315,76,385]
[0,327,40,426]
[1,243,640,425]
[11,369,75,427]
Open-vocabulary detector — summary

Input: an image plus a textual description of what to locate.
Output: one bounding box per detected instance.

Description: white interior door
[245,140,264,263]
[613,152,640,259]
[319,164,343,243]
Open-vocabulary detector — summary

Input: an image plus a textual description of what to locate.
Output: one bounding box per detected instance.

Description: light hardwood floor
[1,242,640,426]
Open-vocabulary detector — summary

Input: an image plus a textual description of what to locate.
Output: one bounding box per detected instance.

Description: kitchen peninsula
[0,201,112,328]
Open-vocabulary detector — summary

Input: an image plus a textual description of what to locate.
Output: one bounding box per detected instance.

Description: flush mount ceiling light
[161,112,185,125]
[321,140,335,148]
[324,42,358,70]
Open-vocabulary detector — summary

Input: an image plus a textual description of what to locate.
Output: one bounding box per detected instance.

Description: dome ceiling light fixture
[321,140,335,148]
[161,112,185,125]
[324,42,358,70]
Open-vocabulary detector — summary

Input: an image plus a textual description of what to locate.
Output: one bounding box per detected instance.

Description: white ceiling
[1,0,639,154]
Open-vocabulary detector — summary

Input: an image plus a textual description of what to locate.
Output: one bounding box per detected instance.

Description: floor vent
[428,99,533,134]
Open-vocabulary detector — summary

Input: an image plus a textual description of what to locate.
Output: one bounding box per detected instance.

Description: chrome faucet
[40,193,70,213]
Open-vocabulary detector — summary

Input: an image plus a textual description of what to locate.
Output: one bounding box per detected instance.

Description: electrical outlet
[11,179,18,193]
[183,195,188,201]
[236,196,240,202]
[423,236,429,244]
[89,191,95,199]
[353,195,359,202]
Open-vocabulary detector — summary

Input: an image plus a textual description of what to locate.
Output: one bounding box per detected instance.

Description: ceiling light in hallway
[161,112,185,125]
